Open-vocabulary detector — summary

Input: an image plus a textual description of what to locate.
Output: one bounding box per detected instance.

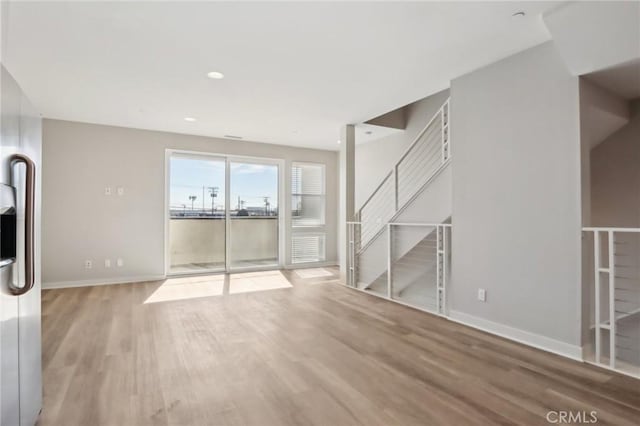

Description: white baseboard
[43,274,166,289]
[448,310,583,362]
[42,263,339,289]
[284,261,338,270]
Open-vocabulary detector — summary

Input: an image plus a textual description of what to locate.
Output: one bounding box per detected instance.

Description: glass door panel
[169,155,226,274]
[229,161,279,269]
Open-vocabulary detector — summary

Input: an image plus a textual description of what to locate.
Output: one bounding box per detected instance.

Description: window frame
[290,162,327,265]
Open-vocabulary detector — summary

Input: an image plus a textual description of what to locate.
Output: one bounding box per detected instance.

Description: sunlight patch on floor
[294,268,333,279]
[229,270,292,294]
[144,275,225,304]
[143,270,292,304]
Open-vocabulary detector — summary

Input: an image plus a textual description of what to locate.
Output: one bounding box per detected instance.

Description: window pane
[292,195,325,226]
[292,164,324,195]
[230,161,279,268]
[292,163,325,226]
[292,234,326,264]
[169,155,225,273]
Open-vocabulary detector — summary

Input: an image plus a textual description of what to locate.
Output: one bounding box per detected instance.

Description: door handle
[9,154,35,296]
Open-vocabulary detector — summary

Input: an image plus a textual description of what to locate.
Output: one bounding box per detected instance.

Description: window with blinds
[291,163,325,226]
[292,234,326,264]
[291,163,326,264]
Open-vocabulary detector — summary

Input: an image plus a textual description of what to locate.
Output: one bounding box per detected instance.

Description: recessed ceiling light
[184,117,196,122]
[337,140,341,144]
[207,71,225,79]
[365,131,373,135]
[512,11,525,17]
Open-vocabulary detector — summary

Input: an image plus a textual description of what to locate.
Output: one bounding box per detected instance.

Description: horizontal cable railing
[359,172,396,247]
[347,221,451,316]
[357,99,450,249]
[583,227,640,378]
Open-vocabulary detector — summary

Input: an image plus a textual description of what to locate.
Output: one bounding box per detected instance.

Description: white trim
[584,361,640,380]
[448,310,583,361]
[42,261,338,290]
[43,274,167,289]
[166,148,282,164]
[225,156,231,271]
[332,284,586,364]
[583,227,640,232]
[165,149,285,275]
[347,221,452,226]
[284,261,338,270]
[341,281,444,316]
[43,264,339,289]
[164,150,170,276]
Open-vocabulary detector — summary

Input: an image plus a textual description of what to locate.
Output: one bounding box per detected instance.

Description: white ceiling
[4,1,559,150]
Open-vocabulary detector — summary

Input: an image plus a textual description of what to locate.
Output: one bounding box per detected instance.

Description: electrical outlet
[116,258,124,267]
[478,288,487,302]
[104,259,111,268]
[104,187,112,196]
[85,260,93,269]
[116,187,124,196]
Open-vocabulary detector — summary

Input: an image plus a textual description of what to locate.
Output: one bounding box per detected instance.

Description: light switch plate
[478,288,487,302]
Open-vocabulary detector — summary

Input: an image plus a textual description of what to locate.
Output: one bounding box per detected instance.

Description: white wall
[543,1,640,77]
[41,120,338,286]
[355,89,449,210]
[449,42,582,351]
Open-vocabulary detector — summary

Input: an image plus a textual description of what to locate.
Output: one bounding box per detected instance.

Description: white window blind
[292,234,326,264]
[291,162,326,264]
[292,163,325,226]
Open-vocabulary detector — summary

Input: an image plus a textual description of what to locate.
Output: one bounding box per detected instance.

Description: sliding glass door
[168,152,280,274]
[229,160,279,269]
[168,154,226,274]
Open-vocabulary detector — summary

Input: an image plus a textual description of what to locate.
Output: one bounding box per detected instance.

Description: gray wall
[589,100,640,364]
[591,100,640,227]
[42,120,338,285]
[450,42,582,347]
[579,81,633,344]
[355,89,449,210]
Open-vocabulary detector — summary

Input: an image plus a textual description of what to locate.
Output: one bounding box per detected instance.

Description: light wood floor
[40,268,640,425]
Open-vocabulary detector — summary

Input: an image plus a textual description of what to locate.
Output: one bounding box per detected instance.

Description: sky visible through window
[170,157,278,215]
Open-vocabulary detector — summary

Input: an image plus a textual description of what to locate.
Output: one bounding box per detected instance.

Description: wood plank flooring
[40,268,640,425]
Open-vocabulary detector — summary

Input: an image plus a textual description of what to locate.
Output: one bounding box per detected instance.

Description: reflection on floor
[144,270,293,304]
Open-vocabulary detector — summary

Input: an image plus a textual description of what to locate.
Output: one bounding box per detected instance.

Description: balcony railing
[169,216,278,272]
[347,221,451,317]
[583,227,640,378]
[357,98,450,250]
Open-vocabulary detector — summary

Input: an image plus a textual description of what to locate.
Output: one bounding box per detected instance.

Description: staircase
[347,99,452,316]
[583,227,640,378]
